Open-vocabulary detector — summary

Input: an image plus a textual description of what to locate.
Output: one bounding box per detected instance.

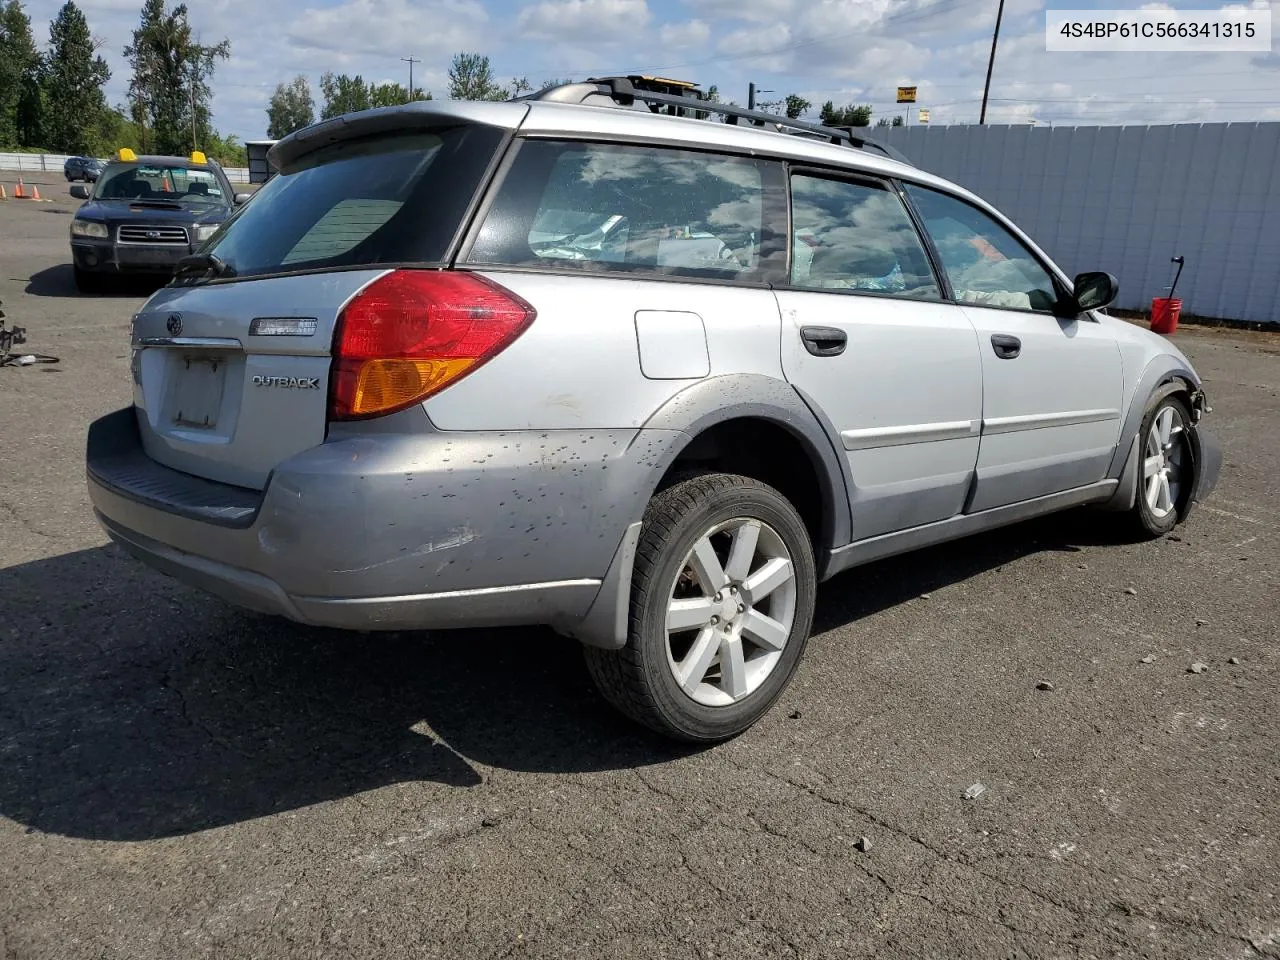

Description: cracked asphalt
[2,189,1279,960]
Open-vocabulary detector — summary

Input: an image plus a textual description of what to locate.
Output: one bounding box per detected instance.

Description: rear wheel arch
[639,375,852,566]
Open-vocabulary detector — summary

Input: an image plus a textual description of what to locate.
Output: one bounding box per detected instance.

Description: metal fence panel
[880,122,1280,324]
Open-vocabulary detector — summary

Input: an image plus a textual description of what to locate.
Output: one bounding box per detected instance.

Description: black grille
[118,224,189,244]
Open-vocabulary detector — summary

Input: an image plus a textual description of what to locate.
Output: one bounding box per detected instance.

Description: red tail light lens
[329,270,535,420]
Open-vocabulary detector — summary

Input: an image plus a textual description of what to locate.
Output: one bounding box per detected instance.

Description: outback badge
[252,375,321,389]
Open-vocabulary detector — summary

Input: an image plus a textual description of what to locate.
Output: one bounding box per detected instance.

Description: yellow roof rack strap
[117,147,137,161]
[190,150,207,164]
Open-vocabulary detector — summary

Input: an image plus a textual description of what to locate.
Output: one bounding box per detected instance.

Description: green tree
[0,0,44,147]
[203,129,242,166]
[819,101,873,127]
[124,0,230,156]
[42,1,110,153]
[267,74,314,138]
[319,71,370,118]
[370,81,430,108]
[447,52,506,101]
[784,94,810,120]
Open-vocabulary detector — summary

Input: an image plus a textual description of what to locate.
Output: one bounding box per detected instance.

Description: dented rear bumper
[86,406,669,633]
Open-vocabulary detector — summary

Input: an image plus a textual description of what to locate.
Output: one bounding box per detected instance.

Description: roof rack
[523,75,913,167]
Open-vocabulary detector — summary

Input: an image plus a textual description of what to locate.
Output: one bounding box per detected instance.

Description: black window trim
[896,179,1092,322]
[456,134,792,289]
[773,163,948,304]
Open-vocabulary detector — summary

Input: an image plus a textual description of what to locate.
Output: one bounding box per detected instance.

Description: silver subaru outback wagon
[86,77,1221,742]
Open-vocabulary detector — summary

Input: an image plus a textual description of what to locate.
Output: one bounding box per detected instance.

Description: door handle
[800,326,847,357]
[990,334,1021,359]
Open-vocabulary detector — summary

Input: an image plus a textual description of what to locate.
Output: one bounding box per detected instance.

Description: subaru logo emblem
[146,230,161,239]
[166,313,183,336]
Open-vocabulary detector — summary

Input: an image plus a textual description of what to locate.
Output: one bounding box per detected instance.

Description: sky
[21,0,1280,142]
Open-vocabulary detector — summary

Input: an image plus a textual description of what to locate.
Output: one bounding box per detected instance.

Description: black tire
[1129,393,1194,539]
[73,266,103,294]
[584,473,817,742]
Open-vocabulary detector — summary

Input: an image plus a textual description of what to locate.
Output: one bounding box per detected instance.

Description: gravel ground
[1,192,1278,960]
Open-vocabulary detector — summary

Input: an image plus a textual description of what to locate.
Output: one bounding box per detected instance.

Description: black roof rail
[523,76,914,167]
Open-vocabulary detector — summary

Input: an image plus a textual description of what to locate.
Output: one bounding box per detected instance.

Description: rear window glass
[204,126,504,280]
[467,140,787,282]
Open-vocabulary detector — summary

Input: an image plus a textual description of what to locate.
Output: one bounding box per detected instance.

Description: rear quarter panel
[422,271,785,430]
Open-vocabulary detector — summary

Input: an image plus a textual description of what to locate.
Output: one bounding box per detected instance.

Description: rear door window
[789,173,940,299]
[204,126,505,280]
[467,140,787,283]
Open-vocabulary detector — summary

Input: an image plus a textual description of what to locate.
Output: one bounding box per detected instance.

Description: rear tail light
[328,270,535,420]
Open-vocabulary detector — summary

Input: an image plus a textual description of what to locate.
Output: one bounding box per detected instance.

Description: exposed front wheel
[1131,395,1193,537]
[584,474,816,742]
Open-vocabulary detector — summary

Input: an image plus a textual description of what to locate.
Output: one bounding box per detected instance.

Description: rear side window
[904,184,1060,312]
[205,126,505,280]
[467,140,787,283]
[790,174,940,300]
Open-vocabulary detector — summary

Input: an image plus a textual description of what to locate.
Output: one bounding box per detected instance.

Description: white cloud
[659,19,711,49]
[517,0,651,42]
[288,0,488,56]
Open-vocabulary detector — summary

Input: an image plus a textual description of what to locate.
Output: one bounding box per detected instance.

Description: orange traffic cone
[13,179,25,199]
[29,184,41,201]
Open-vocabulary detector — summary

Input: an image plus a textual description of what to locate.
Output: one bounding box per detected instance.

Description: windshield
[201,125,504,281]
[94,163,229,207]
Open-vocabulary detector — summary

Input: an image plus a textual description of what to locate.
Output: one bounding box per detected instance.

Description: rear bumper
[96,509,603,630]
[86,407,671,634]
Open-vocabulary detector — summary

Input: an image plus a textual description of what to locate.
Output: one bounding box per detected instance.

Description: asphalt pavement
[1,190,1278,959]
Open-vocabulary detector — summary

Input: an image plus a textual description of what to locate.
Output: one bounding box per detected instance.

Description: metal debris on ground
[1124,587,1139,595]
[1195,618,1208,627]
[1141,655,1156,664]
[1228,656,1241,665]
[964,783,986,800]
[1188,662,1209,674]
[855,836,872,852]
[1036,680,1055,692]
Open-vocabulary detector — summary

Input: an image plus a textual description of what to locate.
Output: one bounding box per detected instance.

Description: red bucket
[1151,297,1181,335]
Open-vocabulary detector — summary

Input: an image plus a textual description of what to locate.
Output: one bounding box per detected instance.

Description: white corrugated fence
[0,152,250,183]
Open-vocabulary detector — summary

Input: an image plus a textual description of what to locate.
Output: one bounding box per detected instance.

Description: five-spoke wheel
[584,473,816,742]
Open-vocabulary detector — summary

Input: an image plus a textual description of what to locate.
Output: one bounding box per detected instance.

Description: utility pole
[190,73,198,151]
[747,83,774,111]
[979,0,1006,125]
[401,56,421,100]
